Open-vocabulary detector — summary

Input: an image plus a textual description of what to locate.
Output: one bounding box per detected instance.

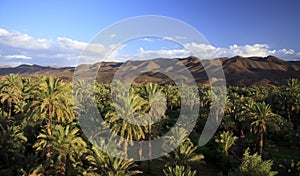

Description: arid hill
[0,55,299,86]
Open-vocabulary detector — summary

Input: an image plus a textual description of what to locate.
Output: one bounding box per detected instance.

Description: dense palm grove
[0,74,300,176]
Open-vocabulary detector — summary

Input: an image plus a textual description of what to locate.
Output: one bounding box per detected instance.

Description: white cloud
[140,47,144,53]
[183,43,271,59]
[175,36,187,40]
[115,43,300,62]
[0,28,50,50]
[162,37,173,41]
[57,37,87,50]
[0,28,299,66]
[4,55,32,60]
[110,34,117,38]
[0,28,121,66]
[119,48,191,61]
[184,43,300,60]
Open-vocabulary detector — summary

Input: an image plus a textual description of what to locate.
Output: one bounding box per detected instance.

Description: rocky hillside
[0,55,299,86]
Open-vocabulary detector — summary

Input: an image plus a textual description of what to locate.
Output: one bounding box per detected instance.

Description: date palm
[87,144,142,176]
[280,78,300,121]
[163,165,197,176]
[102,155,142,176]
[249,102,280,155]
[139,82,166,161]
[106,91,146,160]
[163,84,180,110]
[0,124,27,171]
[163,127,204,168]
[0,74,22,119]
[33,124,87,175]
[215,131,238,156]
[31,77,74,135]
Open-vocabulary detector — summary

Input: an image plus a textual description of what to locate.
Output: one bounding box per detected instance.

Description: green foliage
[0,124,27,170]
[33,123,87,175]
[0,74,300,175]
[215,131,238,156]
[87,146,142,176]
[163,165,197,176]
[229,149,278,176]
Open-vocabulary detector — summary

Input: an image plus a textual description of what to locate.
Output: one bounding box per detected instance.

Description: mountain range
[0,55,299,86]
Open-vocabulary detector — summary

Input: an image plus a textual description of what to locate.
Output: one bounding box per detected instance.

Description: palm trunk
[139,141,143,160]
[46,118,52,136]
[8,99,12,119]
[124,140,128,160]
[47,105,52,135]
[215,110,219,123]
[60,155,66,176]
[258,132,264,156]
[148,124,152,161]
[1,104,4,117]
[286,106,291,122]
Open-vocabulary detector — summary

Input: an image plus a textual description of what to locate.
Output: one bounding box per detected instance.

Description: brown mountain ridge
[0,55,299,86]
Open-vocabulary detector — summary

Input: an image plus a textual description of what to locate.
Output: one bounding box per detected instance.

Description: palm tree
[198,86,211,119]
[73,80,93,102]
[0,74,22,119]
[280,78,300,121]
[87,145,142,176]
[33,124,87,175]
[163,84,180,111]
[0,124,27,172]
[180,85,199,112]
[162,127,188,150]
[31,77,74,135]
[94,83,112,114]
[22,77,40,101]
[215,131,238,156]
[249,102,280,155]
[163,127,204,168]
[140,82,166,161]
[106,90,146,160]
[101,155,141,176]
[165,138,204,168]
[163,165,197,176]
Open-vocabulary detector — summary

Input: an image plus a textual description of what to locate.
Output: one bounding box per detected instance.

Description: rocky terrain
[1,55,299,86]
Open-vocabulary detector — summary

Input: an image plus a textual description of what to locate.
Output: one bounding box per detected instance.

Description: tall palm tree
[140,82,166,161]
[33,124,87,175]
[106,91,146,160]
[249,102,280,155]
[0,74,22,119]
[215,131,238,156]
[31,77,74,135]
[280,78,300,121]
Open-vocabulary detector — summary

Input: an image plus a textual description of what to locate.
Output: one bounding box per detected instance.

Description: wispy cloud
[4,54,32,60]
[110,34,117,38]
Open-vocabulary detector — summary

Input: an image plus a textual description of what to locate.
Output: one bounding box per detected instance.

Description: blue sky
[0,0,300,66]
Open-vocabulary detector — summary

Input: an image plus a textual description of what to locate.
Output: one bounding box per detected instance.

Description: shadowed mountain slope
[0,55,299,86]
